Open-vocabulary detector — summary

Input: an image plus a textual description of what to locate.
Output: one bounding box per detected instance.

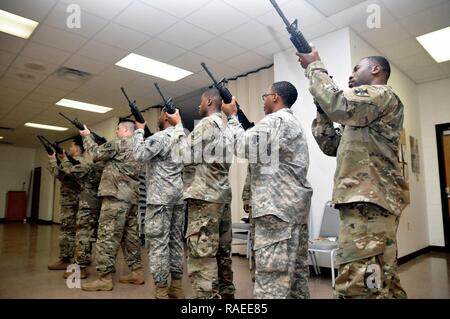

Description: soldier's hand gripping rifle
[120,87,152,138]
[37,135,55,156]
[269,0,312,54]
[58,112,107,146]
[201,62,254,130]
[40,136,80,166]
[154,83,176,115]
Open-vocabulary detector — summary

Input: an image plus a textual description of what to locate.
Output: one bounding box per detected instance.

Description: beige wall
[418,78,450,246]
[0,145,35,219]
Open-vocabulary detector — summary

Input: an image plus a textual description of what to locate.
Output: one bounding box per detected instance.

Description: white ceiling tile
[169,52,217,73]
[20,41,72,65]
[0,75,38,92]
[177,73,211,90]
[0,50,17,67]
[224,52,272,74]
[31,25,88,52]
[159,82,196,98]
[63,54,110,75]
[22,92,59,105]
[0,64,8,76]
[305,0,368,16]
[328,0,396,33]
[59,0,133,20]
[193,37,247,61]
[381,0,448,19]
[77,40,128,64]
[302,20,337,40]
[400,1,450,36]
[252,36,292,59]
[359,22,411,48]
[222,0,292,18]
[141,0,211,18]
[0,33,27,54]
[222,20,284,50]
[185,0,249,36]
[134,38,187,63]
[199,63,241,81]
[0,0,57,22]
[33,85,73,98]
[114,1,179,36]
[393,52,440,71]
[10,54,59,76]
[3,66,49,84]
[156,21,215,50]
[43,2,109,38]
[257,0,327,35]
[93,23,150,51]
[439,61,450,75]
[40,74,84,91]
[378,38,426,61]
[406,64,447,83]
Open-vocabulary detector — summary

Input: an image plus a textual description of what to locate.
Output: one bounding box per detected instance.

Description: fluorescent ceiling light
[416,26,450,63]
[56,98,112,113]
[0,136,3,139]
[25,123,68,131]
[115,53,193,81]
[0,9,39,39]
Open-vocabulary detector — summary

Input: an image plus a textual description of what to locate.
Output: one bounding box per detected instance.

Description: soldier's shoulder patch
[353,88,370,97]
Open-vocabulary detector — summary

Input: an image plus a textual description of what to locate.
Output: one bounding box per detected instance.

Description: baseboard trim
[37,219,55,225]
[398,245,448,265]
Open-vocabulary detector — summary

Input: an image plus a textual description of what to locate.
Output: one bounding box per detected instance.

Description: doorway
[436,123,450,250]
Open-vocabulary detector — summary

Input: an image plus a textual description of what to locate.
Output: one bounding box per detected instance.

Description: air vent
[0,141,14,145]
[55,67,92,82]
[16,73,36,80]
[0,126,14,131]
[24,62,46,71]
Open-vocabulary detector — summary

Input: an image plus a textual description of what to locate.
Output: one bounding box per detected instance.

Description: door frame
[436,122,450,250]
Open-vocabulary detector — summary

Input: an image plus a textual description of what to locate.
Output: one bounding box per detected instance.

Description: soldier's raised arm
[132,127,167,162]
[311,108,342,157]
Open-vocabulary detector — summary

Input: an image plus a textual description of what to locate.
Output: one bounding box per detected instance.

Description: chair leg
[312,251,321,275]
[330,249,336,288]
[309,251,319,276]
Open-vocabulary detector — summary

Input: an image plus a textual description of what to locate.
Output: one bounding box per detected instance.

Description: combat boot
[119,268,145,285]
[168,278,185,299]
[81,273,113,291]
[63,267,89,279]
[155,286,169,299]
[48,258,71,270]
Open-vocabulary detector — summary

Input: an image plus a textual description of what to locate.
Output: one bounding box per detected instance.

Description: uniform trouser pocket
[335,232,386,298]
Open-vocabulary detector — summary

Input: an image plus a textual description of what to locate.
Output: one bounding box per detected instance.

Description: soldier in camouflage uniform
[242,165,256,281]
[132,110,185,299]
[297,49,410,298]
[169,88,236,299]
[79,118,144,291]
[221,81,313,299]
[47,139,83,271]
[60,137,105,279]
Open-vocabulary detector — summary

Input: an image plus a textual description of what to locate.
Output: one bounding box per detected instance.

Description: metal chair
[231,222,254,270]
[308,201,340,287]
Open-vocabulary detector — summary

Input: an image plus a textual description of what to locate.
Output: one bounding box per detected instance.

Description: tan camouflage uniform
[83,135,143,275]
[133,127,185,288]
[61,156,104,268]
[226,108,313,299]
[306,61,410,299]
[172,112,235,299]
[47,158,81,260]
[242,165,255,276]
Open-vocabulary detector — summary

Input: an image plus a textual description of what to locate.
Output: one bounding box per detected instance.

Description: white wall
[274,27,352,240]
[0,145,35,219]
[35,147,55,221]
[418,78,450,246]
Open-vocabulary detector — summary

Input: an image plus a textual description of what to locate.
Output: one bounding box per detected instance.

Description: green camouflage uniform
[47,158,81,260]
[133,126,185,288]
[306,61,410,299]
[61,156,104,267]
[83,134,143,275]
[242,165,255,275]
[173,112,235,299]
[226,108,313,299]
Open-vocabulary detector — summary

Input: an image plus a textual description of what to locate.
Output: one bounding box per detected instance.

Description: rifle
[200,62,254,130]
[58,112,107,145]
[40,136,80,166]
[269,0,312,53]
[37,135,55,156]
[120,87,152,138]
[154,83,176,114]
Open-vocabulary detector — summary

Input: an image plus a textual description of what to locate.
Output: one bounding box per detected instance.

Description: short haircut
[73,135,85,153]
[271,81,298,107]
[119,121,135,133]
[202,88,223,110]
[365,56,391,81]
